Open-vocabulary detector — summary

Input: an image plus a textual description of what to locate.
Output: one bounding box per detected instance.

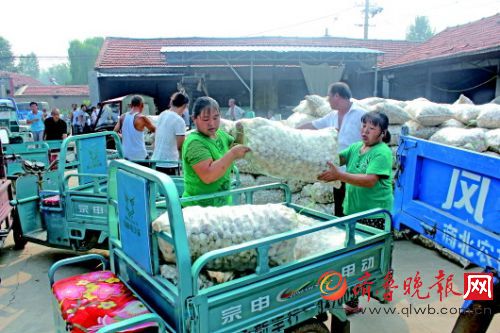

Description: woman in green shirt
[318,110,393,227]
[318,110,393,315]
[182,96,250,207]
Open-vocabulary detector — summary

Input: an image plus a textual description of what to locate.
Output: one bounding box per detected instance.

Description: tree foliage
[0,36,15,71]
[17,52,40,78]
[68,37,104,84]
[39,63,72,85]
[406,16,435,42]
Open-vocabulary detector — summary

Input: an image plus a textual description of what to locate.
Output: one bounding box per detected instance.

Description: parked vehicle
[95,94,156,132]
[10,131,123,251]
[0,138,24,250]
[393,130,499,333]
[0,98,34,143]
[0,97,21,132]
[94,94,157,149]
[8,130,234,252]
[49,159,394,332]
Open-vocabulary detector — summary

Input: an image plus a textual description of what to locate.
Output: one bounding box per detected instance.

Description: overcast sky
[3,0,499,69]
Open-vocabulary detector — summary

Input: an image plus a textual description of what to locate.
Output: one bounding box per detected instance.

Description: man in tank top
[114,95,156,160]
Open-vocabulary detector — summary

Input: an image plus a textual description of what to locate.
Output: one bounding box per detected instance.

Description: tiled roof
[381,13,500,69]
[0,70,43,87]
[95,37,419,69]
[15,85,89,96]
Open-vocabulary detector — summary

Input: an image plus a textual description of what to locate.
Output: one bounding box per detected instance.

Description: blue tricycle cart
[49,159,394,332]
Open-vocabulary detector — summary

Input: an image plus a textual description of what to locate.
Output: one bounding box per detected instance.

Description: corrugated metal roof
[160,45,382,54]
[96,37,417,69]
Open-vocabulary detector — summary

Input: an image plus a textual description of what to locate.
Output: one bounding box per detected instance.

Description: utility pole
[364,0,370,39]
[357,0,382,39]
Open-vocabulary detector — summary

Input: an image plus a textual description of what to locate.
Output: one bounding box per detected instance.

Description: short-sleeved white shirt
[311,101,367,151]
[152,111,186,167]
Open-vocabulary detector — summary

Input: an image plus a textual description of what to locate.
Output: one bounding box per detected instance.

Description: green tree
[39,63,72,85]
[0,36,15,71]
[17,52,40,78]
[68,37,104,84]
[406,16,435,42]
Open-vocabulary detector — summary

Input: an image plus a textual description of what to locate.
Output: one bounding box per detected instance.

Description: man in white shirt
[299,82,367,217]
[225,98,245,120]
[152,92,189,175]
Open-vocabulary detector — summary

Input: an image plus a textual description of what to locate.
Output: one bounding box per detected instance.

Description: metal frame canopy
[160,45,381,109]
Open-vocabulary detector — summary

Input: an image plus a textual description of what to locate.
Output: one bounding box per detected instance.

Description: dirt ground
[1,234,499,333]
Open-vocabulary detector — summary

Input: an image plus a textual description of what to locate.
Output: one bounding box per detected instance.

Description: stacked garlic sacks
[152,203,315,271]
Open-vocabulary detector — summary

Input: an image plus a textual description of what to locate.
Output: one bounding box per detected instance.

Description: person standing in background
[299,82,366,217]
[152,92,189,175]
[44,108,68,140]
[26,102,45,141]
[182,107,191,128]
[225,98,245,121]
[71,105,84,135]
[114,95,156,160]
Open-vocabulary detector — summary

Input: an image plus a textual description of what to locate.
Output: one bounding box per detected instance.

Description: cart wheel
[12,209,27,250]
[288,318,329,333]
[73,232,99,252]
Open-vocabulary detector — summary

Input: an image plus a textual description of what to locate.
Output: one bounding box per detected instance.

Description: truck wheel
[12,209,27,250]
[288,319,329,333]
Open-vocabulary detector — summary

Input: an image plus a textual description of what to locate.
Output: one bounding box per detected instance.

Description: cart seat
[52,270,157,333]
[42,195,60,206]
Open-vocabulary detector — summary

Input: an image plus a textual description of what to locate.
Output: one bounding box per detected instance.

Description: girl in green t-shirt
[318,110,393,315]
[182,97,250,207]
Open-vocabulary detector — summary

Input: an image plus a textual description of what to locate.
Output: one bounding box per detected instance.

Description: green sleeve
[185,140,213,166]
[339,144,352,163]
[366,150,392,177]
[219,129,234,146]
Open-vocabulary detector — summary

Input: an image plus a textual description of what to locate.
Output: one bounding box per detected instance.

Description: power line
[244,6,358,37]
[432,75,498,93]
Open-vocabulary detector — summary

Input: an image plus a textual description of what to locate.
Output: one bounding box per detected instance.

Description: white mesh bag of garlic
[430,127,487,152]
[300,182,334,204]
[450,104,481,126]
[219,118,236,136]
[235,117,340,186]
[152,203,301,271]
[294,215,365,260]
[440,119,466,129]
[305,95,332,117]
[370,101,411,125]
[485,129,500,153]
[476,104,500,129]
[285,112,318,128]
[404,101,454,126]
[404,120,440,140]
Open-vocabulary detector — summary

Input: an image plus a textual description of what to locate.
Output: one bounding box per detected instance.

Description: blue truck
[393,131,499,333]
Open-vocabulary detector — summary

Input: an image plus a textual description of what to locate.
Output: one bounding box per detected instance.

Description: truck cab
[95,94,156,132]
[0,98,21,132]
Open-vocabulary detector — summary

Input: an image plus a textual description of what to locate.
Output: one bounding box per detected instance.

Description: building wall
[96,57,378,114]
[98,77,178,112]
[380,52,500,103]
